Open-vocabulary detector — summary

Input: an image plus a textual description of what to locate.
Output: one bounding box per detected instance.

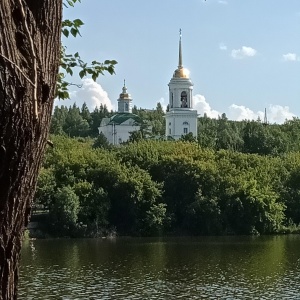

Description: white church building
[165,31,198,140]
[98,31,197,144]
[98,82,142,145]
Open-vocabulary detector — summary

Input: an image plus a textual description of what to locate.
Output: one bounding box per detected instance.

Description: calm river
[19,235,300,299]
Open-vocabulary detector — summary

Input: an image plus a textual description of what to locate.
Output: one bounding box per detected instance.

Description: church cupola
[117,80,132,113]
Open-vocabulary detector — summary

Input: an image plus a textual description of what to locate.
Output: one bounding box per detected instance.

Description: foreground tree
[0,1,117,295]
[0,1,63,298]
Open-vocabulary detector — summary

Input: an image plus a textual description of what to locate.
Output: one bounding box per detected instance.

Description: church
[165,31,198,140]
[98,82,142,145]
[98,31,198,144]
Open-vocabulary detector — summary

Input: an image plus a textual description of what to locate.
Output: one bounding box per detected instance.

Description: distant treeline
[35,134,300,237]
[50,102,165,138]
[51,103,300,155]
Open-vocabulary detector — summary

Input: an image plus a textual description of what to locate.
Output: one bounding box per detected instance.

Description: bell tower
[117,80,132,113]
[165,30,198,139]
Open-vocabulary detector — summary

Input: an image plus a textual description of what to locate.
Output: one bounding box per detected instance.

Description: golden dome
[119,91,131,99]
[173,67,190,79]
[119,80,131,100]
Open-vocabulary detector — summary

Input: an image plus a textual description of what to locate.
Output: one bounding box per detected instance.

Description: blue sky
[57,0,300,123]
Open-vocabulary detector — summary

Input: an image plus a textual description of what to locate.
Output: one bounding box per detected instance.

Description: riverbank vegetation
[34,111,300,236]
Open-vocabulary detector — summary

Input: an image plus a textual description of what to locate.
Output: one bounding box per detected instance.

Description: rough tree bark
[0,1,62,299]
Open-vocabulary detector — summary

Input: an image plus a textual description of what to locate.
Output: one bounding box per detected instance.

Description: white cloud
[54,78,115,111]
[228,104,261,121]
[218,0,228,4]
[77,78,114,110]
[268,105,295,123]
[282,53,299,62]
[193,94,220,118]
[219,43,227,51]
[228,104,295,124]
[231,46,257,59]
[191,95,296,124]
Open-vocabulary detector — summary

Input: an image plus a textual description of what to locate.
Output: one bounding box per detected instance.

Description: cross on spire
[178,28,183,68]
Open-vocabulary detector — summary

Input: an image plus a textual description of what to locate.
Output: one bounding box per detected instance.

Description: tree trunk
[0,1,62,299]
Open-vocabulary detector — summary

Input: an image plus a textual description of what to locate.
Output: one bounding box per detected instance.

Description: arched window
[181,91,188,108]
[183,121,189,135]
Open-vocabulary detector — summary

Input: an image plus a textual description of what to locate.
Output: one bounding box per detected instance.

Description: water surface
[19,235,300,299]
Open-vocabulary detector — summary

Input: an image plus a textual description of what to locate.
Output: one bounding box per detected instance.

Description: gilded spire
[178,28,182,68]
[122,79,127,93]
[173,29,190,78]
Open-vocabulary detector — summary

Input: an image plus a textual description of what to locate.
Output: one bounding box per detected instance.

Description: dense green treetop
[35,135,300,237]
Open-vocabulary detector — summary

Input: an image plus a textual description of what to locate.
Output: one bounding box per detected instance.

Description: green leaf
[62,29,69,37]
[74,19,84,26]
[69,62,77,68]
[67,0,74,7]
[79,70,86,78]
[66,67,73,76]
[92,73,97,81]
[70,28,78,37]
[107,66,115,75]
[63,91,70,99]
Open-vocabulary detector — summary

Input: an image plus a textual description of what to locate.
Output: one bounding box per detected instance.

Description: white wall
[98,121,140,145]
[165,109,198,140]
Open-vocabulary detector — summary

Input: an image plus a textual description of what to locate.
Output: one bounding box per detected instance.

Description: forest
[33,103,300,237]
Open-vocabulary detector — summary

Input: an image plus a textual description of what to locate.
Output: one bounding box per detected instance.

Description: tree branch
[0,53,35,87]
[17,0,38,120]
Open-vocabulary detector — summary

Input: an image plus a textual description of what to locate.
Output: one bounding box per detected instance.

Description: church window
[181,91,188,108]
[125,103,129,111]
[169,128,171,135]
[171,93,174,108]
[183,121,189,125]
[183,128,188,134]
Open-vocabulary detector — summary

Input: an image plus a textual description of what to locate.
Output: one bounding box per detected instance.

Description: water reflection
[19,236,300,299]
